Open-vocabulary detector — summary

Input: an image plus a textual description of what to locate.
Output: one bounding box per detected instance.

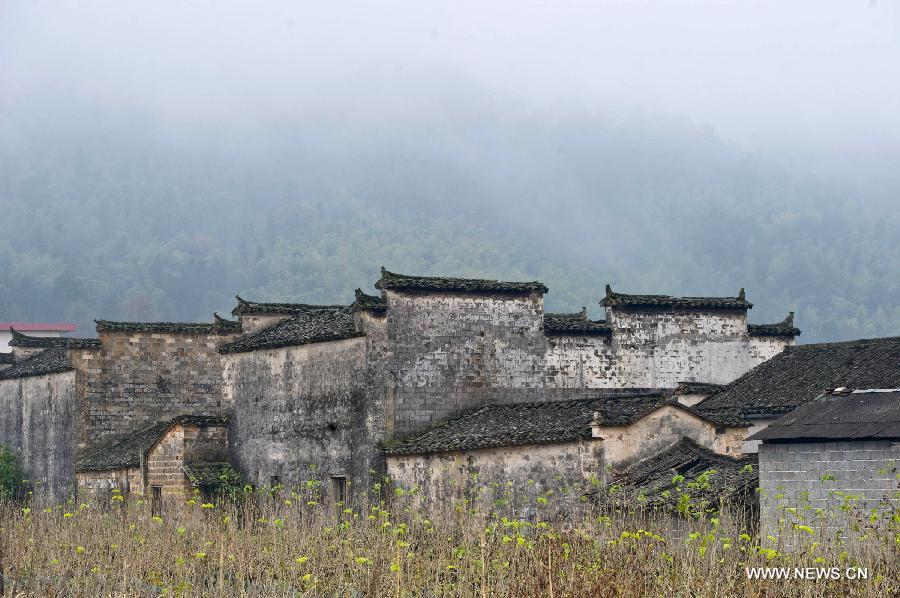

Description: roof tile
[218,307,362,354]
[0,349,72,380]
[376,267,548,295]
[601,285,752,310]
[696,336,900,425]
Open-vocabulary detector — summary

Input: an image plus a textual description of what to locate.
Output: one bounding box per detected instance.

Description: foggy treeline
[1,2,898,343]
[2,101,897,343]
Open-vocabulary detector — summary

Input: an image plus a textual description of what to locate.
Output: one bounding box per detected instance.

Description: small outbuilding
[748,388,900,549]
[75,415,237,506]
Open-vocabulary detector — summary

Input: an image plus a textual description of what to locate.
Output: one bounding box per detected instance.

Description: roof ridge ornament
[738,288,745,301]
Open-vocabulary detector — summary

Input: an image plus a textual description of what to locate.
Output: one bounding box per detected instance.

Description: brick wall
[758,441,900,550]
[145,425,193,500]
[85,331,236,448]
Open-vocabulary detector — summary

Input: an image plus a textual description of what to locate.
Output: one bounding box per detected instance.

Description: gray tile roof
[696,336,900,425]
[601,285,752,310]
[607,437,758,510]
[75,415,229,472]
[544,309,611,336]
[0,352,14,365]
[8,328,101,350]
[231,295,346,316]
[351,288,387,314]
[748,312,801,337]
[0,349,72,380]
[218,306,362,354]
[95,319,238,335]
[674,381,725,396]
[375,267,548,295]
[385,392,718,455]
[748,389,900,442]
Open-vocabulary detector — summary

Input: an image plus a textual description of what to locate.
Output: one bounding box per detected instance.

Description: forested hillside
[1,103,898,343]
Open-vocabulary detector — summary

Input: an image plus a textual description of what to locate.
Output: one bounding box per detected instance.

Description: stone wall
[758,441,900,549]
[592,405,746,473]
[387,440,603,515]
[0,371,76,501]
[225,336,379,503]
[85,331,235,449]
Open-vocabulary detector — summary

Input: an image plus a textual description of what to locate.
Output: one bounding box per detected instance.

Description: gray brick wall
[758,441,900,550]
[84,331,237,449]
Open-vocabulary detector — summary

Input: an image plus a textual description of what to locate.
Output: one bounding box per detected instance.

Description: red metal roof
[0,322,77,332]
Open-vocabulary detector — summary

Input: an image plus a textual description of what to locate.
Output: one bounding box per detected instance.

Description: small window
[151,485,163,515]
[331,476,347,505]
[715,427,727,435]
[270,475,280,488]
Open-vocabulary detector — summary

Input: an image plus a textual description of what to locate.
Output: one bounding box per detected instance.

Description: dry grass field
[0,482,897,597]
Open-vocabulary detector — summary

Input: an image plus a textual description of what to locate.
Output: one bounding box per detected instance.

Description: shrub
[0,444,27,500]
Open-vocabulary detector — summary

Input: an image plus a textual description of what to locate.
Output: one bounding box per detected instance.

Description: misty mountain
[1,98,897,343]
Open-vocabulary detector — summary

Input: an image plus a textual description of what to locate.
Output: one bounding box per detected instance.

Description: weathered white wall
[749,335,792,363]
[608,308,761,386]
[224,336,382,504]
[0,371,76,501]
[591,405,746,472]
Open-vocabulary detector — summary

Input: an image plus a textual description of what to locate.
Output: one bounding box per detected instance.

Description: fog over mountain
[1,1,898,342]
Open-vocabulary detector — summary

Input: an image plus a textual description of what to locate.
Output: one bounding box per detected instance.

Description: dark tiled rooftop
[75,415,229,472]
[351,288,387,314]
[748,312,801,337]
[696,336,900,425]
[544,309,611,336]
[218,307,362,354]
[0,349,72,380]
[231,295,346,316]
[0,352,14,365]
[8,328,100,350]
[375,267,548,295]
[607,438,758,510]
[385,392,719,455]
[95,319,237,335]
[601,285,752,310]
[674,381,725,396]
[748,389,900,442]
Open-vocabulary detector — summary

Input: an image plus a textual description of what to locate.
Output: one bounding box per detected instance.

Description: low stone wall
[758,440,900,550]
[387,440,603,516]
